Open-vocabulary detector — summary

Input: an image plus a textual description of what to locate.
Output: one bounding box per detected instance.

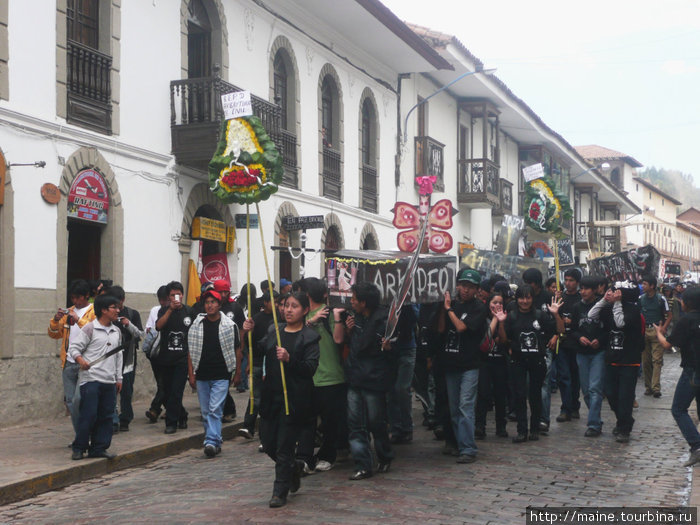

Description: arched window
[319,69,342,201]
[273,53,288,130]
[187,0,212,78]
[359,93,378,213]
[270,41,299,189]
[321,78,335,147]
[325,225,341,251]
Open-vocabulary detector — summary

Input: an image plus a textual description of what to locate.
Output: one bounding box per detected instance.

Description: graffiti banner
[587,245,660,282]
[459,247,549,285]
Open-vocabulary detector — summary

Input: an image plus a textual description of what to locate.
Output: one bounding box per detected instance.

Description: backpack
[141,329,161,359]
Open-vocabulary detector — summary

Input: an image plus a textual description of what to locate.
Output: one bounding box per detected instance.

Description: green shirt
[307,306,345,387]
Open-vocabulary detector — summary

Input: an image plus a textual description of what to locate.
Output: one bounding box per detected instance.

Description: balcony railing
[67,40,112,134]
[575,221,600,250]
[415,136,444,191]
[278,128,298,189]
[457,158,499,208]
[170,73,282,171]
[322,146,341,201]
[493,179,513,215]
[361,164,377,213]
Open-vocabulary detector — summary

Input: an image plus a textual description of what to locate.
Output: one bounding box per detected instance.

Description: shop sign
[200,253,230,284]
[226,227,235,253]
[41,183,61,205]
[67,169,109,224]
[192,217,227,242]
[235,213,258,229]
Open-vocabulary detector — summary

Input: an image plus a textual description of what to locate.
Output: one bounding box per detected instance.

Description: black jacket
[260,324,320,422]
[344,307,393,392]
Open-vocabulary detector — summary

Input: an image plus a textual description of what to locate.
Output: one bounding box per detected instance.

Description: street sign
[282,215,325,231]
[192,217,227,242]
[235,213,258,229]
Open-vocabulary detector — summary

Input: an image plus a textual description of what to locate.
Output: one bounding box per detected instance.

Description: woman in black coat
[259,291,320,508]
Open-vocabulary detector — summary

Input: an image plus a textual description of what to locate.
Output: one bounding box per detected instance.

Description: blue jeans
[576,352,606,431]
[196,379,229,447]
[444,368,479,456]
[347,386,394,472]
[540,349,553,424]
[672,367,700,451]
[73,381,116,454]
[62,361,81,433]
[388,347,416,436]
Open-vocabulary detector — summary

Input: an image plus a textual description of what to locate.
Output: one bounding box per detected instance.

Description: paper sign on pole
[221,91,253,120]
[522,163,545,182]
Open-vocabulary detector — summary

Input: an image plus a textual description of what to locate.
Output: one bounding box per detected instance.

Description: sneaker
[178,420,188,430]
[653,391,662,398]
[584,428,601,438]
[644,389,653,396]
[204,444,217,457]
[164,426,177,434]
[258,444,265,453]
[496,428,509,438]
[512,433,527,443]
[633,400,639,408]
[616,433,630,443]
[315,460,333,472]
[571,410,580,419]
[507,412,518,422]
[683,449,700,467]
[456,454,476,464]
[539,421,550,433]
[238,428,254,440]
[145,409,159,423]
[528,432,539,441]
[269,495,286,508]
[556,412,571,422]
[474,427,486,440]
[301,461,315,476]
[349,470,372,480]
[119,422,129,432]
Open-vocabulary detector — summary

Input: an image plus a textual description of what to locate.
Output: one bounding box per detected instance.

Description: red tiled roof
[575,145,643,168]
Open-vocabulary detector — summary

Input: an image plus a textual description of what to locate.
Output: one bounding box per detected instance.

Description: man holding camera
[154,281,194,434]
[48,279,96,434]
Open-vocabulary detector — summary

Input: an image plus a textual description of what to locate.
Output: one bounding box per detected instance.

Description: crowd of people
[48,266,700,508]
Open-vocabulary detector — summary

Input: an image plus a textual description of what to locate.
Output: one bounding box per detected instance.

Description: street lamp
[571,162,611,181]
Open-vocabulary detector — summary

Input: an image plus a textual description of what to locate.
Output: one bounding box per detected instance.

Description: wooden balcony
[170,74,282,172]
[601,227,621,253]
[361,164,377,213]
[493,179,513,216]
[457,158,499,208]
[322,146,341,201]
[67,41,112,134]
[575,221,600,251]
[415,136,444,191]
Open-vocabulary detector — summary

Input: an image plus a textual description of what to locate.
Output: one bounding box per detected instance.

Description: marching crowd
[48,266,700,508]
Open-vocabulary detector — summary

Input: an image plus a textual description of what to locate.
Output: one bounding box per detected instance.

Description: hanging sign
[221,91,253,120]
[283,215,325,231]
[192,216,227,242]
[226,227,235,253]
[41,183,61,205]
[200,253,231,284]
[67,169,109,224]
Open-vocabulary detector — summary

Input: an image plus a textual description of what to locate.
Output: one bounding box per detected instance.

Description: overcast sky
[381,0,700,186]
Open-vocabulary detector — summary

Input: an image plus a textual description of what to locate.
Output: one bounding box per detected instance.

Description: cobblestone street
[0,353,694,524]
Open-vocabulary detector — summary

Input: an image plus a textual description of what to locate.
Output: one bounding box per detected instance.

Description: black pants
[433,358,456,446]
[475,358,508,431]
[605,364,638,434]
[413,350,436,424]
[512,354,547,435]
[260,411,303,498]
[242,366,263,434]
[160,363,188,428]
[296,383,347,466]
[148,359,166,414]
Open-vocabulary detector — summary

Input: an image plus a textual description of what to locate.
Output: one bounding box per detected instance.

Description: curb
[0,421,244,506]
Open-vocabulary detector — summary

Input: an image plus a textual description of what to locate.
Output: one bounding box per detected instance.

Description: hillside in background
[638,167,700,211]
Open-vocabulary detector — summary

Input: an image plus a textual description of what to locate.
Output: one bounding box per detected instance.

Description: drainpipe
[395,73,410,200]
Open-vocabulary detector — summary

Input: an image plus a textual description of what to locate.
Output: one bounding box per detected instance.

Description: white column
[470,208,493,250]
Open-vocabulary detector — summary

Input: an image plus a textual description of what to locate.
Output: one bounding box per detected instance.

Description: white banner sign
[221,91,253,120]
[522,163,545,182]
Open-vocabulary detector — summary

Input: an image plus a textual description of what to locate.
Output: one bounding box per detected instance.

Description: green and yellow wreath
[524,176,573,239]
[208,116,284,204]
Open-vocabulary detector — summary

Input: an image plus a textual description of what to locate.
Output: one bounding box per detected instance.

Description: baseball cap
[202,290,222,303]
[457,268,481,285]
[213,280,230,293]
[201,282,214,294]
[280,278,292,288]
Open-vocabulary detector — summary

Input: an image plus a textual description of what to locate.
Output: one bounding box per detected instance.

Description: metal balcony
[361,164,377,213]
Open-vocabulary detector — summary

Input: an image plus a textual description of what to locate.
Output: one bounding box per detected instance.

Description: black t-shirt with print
[505,309,555,357]
[155,305,194,367]
[439,298,488,371]
[196,317,230,381]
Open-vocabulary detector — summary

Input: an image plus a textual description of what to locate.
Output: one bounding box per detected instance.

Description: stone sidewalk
[1,353,700,519]
[0,388,250,505]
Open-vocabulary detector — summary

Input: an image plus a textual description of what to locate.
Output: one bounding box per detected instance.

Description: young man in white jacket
[69,294,123,460]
